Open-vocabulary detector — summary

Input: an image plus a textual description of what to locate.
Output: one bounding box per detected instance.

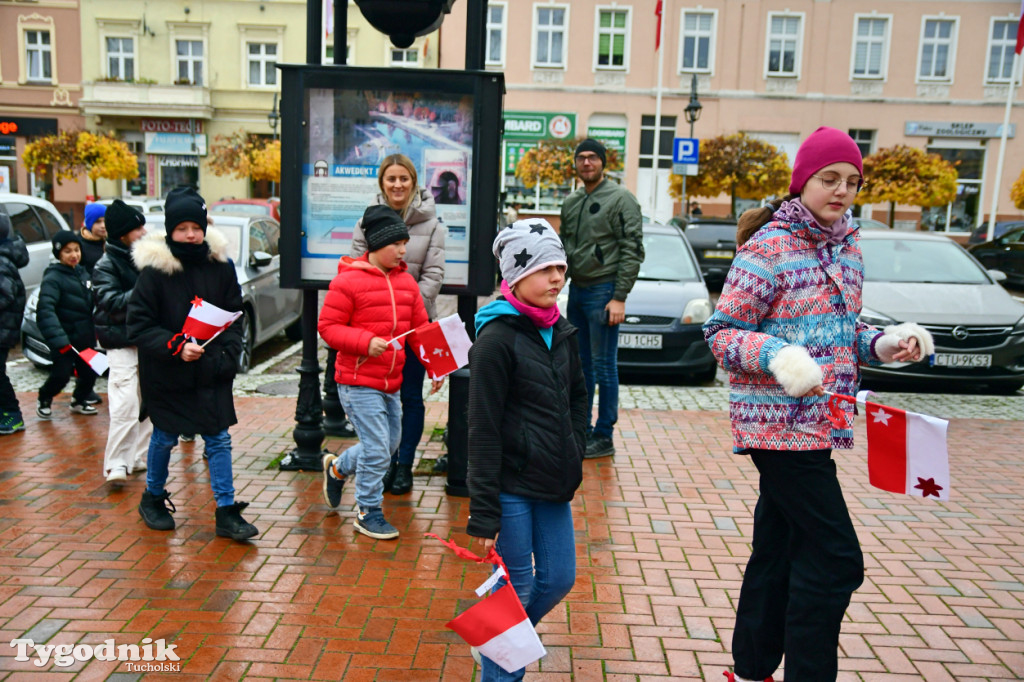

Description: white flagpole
[649,3,667,219]
[987,51,1021,241]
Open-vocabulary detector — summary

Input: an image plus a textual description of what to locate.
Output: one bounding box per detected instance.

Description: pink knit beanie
[789,126,864,194]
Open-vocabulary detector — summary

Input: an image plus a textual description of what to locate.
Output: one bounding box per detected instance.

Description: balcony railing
[80,81,212,118]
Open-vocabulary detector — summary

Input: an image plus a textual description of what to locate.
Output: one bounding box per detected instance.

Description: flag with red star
[181,297,242,341]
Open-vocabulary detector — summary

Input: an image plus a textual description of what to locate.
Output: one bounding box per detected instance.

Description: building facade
[441,0,1024,232]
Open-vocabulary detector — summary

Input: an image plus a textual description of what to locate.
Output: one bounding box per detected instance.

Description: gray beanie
[492,219,567,287]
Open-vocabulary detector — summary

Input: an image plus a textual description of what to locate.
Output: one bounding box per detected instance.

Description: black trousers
[0,347,19,415]
[38,346,96,405]
[732,449,864,682]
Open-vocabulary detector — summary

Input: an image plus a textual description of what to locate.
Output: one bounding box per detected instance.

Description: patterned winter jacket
[318,254,429,393]
[703,218,884,452]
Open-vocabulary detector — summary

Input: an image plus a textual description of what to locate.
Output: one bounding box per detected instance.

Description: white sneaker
[132,459,147,473]
[106,467,127,483]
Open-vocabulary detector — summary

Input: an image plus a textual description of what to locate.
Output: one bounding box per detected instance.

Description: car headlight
[682,298,713,324]
[859,307,895,328]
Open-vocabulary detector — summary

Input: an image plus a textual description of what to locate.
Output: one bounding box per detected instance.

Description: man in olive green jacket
[559,138,644,459]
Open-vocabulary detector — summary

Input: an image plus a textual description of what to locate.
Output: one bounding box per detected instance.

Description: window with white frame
[248,42,277,86]
[765,14,801,77]
[25,30,52,82]
[680,11,714,73]
[918,18,956,81]
[596,7,629,70]
[988,19,1017,82]
[851,16,888,79]
[534,5,567,68]
[486,3,506,66]
[848,129,875,159]
[106,37,135,80]
[176,39,204,85]
[390,47,420,67]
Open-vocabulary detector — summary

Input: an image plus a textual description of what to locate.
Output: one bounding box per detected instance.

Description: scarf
[500,280,560,329]
[165,235,211,264]
[774,197,850,246]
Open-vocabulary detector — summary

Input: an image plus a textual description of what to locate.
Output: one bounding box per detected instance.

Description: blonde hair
[377,154,418,218]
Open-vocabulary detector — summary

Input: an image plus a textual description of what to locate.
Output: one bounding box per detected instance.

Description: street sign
[672,163,698,176]
[673,137,699,164]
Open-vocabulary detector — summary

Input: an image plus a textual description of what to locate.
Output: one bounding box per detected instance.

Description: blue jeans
[395,341,426,466]
[480,493,576,682]
[566,281,619,439]
[335,384,402,510]
[146,426,235,507]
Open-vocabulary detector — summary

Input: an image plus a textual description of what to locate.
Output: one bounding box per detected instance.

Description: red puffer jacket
[318,255,429,393]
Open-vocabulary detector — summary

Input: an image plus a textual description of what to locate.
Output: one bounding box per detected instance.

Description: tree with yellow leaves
[856,145,958,226]
[1009,168,1024,210]
[206,130,280,183]
[515,137,623,189]
[669,133,790,216]
[22,130,139,197]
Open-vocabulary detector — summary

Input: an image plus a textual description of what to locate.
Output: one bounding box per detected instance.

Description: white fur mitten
[875,322,935,363]
[768,345,823,397]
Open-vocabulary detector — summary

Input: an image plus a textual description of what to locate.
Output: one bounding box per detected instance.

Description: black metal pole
[279,0,327,471]
[460,0,486,341]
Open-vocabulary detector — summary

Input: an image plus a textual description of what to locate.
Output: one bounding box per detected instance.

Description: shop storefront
[502,111,575,214]
[141,119,207,198]
[0,116,59,196]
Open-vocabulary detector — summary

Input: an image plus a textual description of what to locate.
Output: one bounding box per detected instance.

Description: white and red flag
[828,392,950,500]
[425,534,546,674]
[1016,0,1024,54]
[409,313,472,380]
[181,296,242,342]
[76,347,109,376]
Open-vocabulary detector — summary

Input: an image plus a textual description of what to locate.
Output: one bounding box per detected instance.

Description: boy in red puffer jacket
[317,205,441,540]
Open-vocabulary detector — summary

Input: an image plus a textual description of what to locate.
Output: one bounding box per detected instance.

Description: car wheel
[238,314,254,374]
[284,318,303,342]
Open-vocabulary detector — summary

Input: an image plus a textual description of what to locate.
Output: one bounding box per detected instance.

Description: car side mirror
[988,269,1008,283]
[250,251,273,268]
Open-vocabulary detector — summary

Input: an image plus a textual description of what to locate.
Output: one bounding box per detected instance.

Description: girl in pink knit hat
[704,127,934,682]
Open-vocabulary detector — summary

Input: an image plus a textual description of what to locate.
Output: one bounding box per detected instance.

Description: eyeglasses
[812,174,865,194]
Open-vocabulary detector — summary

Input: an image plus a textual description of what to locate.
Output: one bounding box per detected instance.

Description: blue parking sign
[672,137,699,164]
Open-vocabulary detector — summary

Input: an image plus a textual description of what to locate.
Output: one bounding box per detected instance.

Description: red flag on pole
[409,313,472,380]
[655,1,664,51]
[76,347,109,376]
[1016,0,1024,54]
[181,296,242,341]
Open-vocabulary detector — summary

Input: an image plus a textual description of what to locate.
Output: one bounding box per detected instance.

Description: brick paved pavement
[0,390,1021,680]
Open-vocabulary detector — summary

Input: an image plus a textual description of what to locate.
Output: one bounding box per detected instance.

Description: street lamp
[682,73,702,218]
[267,92,280,197]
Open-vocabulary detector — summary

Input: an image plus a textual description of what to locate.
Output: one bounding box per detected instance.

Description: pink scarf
[500,280,560,328]
[774,197,850,246]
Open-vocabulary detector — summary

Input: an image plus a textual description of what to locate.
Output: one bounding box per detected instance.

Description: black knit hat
[51,230,82,258]
[104,199,146,242]
[164,186,208,233]
[362,205,410,252]
[574,138,607,167]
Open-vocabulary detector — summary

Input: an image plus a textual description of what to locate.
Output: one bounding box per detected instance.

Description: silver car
[0,192,72,295]
[858,230,1024,393]
[21,212,302,372]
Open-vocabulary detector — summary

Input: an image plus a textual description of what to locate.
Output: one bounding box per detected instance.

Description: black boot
[381,460,398,493]
[390,463,414,495]
[138,490,176,531]
[215,501,259,541]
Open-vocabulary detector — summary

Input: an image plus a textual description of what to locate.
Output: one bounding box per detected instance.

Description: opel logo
[951,326,969,340]
[625,316,641,324]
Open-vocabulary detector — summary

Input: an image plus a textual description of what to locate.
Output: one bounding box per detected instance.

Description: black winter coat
[0,237,29,349]
[127,229,243,435]
[466,311,588,539]
[36,262,95,351]
[92,240,139,349]
[79,236,105,276]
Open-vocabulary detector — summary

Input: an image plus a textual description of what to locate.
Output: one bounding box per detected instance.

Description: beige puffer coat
[351,188,447,320]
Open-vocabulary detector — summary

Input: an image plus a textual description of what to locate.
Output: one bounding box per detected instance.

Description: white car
[95,197,165,215]
[0,192,72,295]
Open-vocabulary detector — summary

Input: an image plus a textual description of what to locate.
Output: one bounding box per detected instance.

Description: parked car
[969,226,1024,289]
[851,217,891,231]
[858,230,1024,393]
[95,197,165,215]
[21,212,302,372]
[680,217,738,290]
[0,193,72,295]
[210,198,281,222]
[967,220,1024,245]
[559,224,717,381]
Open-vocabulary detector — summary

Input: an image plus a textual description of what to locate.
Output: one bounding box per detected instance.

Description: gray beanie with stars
[492,218,567,287]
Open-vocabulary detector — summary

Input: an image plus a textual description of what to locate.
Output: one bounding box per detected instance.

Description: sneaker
[322,454,345,508]
[0,412,25,435]
[584,435,615,459]
[70,401,98,415]
[132,458,147,473]
[138,490,176,531]
[723,672,774,682]
[106,467,127,484]
[179,434,196,443]
[84,391,102,405]
[214,501,259,541]
[354,507,399,540]
[36,399,52,421]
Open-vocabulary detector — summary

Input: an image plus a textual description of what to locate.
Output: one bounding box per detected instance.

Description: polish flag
[655,1,663,51]
[409,313,472,380]
[76,347,109,376]
[859,396,950,500]
[181,296,242,341]
[1016,0,1024,54]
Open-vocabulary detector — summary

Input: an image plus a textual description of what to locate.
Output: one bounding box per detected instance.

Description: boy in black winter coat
[35,230,99,419]
[0,214,29,434]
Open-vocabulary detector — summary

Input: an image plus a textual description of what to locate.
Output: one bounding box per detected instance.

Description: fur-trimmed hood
[132,227,231,274]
